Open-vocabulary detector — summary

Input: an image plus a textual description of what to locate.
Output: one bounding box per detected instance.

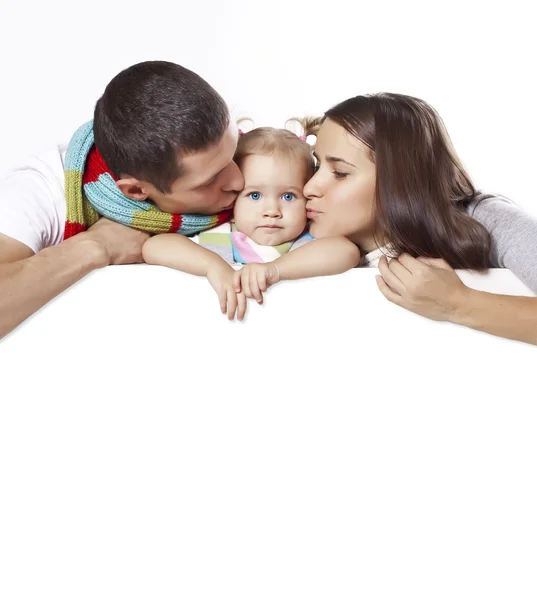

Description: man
[0,61,244,339]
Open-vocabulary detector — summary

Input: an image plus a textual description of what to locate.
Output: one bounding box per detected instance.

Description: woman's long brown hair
[325,93,491,269]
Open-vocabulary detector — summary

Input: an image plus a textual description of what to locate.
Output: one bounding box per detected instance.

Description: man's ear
[116,177,149,201]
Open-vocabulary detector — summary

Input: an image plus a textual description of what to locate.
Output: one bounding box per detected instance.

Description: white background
[1,1,536,599]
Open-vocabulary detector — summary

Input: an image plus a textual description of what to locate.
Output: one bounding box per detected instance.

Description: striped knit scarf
[63,121,232,240]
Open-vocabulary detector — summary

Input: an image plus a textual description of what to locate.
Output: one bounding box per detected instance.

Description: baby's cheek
[292,210,308,234]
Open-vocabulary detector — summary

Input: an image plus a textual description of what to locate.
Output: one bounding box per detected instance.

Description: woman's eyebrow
[313,151,356,168]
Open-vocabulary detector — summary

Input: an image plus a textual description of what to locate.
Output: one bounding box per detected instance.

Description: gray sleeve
[467,194,537,292]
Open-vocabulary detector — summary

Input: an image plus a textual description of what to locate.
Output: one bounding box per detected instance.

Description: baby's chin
[249,228,294,246]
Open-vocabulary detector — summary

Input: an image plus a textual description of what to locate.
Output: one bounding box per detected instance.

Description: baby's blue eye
[249,192,261,201]
[282,193,295,202]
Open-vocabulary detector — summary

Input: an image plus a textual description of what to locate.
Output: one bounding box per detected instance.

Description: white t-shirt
[0,145,67,253]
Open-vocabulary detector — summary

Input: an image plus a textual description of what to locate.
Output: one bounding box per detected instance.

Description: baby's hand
[207,263,247,321]
[233,262,280,304]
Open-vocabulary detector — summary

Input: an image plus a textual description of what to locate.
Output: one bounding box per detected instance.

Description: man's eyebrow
[313,151,356,168]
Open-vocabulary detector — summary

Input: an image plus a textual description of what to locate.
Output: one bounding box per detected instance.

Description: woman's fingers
[416,256,453,271]
[396,253,421,273]
[375,275,402,305]
[387,256,413,284]
[378,256,406,295]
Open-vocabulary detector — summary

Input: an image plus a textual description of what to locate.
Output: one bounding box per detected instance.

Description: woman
[303,93,537,345]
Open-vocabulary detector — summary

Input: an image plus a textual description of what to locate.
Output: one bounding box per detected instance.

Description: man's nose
[221,161,244,193]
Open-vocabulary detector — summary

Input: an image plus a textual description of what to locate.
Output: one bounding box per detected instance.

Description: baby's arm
[143,233,225,276]
[275,236,360,279]
[142,234,247,320]
[233,237,360,303]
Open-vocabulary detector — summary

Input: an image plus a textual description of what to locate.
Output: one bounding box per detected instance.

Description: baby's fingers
[237,292,247,321]
[226,288,238,320]
[233,269,242,293]
[218,288,228,315]
[241,270,254,299]
[251,272,264,304]
[258,271,268,293]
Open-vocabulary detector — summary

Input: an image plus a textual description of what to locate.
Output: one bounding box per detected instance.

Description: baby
[142,122,360,320]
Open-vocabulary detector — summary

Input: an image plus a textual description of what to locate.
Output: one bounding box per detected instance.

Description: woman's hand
[376,254,471,322]
[206,263,247,321]
[232,262,281,304]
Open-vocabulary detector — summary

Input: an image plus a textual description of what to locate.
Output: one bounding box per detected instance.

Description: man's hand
[206,263,247,321]
[232,262,280,304]
[82,218,150,266]
[376,253,471,322]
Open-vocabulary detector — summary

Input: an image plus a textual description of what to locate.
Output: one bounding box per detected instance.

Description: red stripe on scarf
[83,146,118,185]
[170,209,231,233]
[217,209,232,225]
[64,221,87,239]
[170,213,183,232]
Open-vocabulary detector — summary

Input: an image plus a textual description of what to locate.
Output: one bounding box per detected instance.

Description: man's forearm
[453,289,537,345]
[0,236,107,339]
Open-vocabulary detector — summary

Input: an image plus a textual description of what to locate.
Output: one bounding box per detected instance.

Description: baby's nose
[263,200,281,217]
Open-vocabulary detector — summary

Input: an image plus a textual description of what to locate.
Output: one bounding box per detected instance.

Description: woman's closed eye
[332,171,349,180]
[313,161,348,180]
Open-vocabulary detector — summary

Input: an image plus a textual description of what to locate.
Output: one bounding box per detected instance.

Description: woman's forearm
[452,289,537,345]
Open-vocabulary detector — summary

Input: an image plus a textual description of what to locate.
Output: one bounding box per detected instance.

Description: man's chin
[151,200,188,215]
[218,203,236,213]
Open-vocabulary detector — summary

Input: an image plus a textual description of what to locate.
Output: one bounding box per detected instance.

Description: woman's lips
[306,209,322,218]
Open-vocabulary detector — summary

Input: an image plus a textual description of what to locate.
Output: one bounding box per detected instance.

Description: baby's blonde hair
[235,117,321,179]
